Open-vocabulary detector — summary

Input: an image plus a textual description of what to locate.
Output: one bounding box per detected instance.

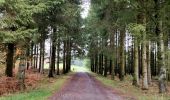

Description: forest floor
[0,66,72,100]
[49,72,135,100]
[94,73,170,100]
[0,68,43,96]
[0,64,169,100]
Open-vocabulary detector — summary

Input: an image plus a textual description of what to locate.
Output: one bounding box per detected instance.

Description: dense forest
[0,0,169,99]
[87,0,170,93]
[0,0,83,90]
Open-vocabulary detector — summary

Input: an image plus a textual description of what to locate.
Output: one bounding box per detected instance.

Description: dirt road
[49,72,134,100]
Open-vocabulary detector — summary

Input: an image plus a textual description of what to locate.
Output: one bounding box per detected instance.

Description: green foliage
[128,23,145,39]
[0,0,40,44]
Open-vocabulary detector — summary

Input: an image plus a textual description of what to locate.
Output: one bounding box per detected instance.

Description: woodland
[0,0,169,100]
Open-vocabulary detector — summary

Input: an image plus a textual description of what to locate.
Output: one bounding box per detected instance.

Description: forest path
[49,72,135,100]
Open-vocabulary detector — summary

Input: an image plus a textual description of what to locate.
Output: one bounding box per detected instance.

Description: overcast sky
[81,0,91,19]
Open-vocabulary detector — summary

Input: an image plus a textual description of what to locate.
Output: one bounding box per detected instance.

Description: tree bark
[142,33,149,90]
[95,53,98,73]
[158,34,167,93]
[119,28,125,81]
[63,41,66,74]
[30,43,33,68]
[154,0,167,93]
[133,38,139,87]
[17,49,26,91]
[104,55,108,77]
[147,41,152,85]
[48,28,57,77]
[39,42,42,72]
[40,40,45,73]
[57,39,60,75]
[6,43,15,77]
[35,44,39,69]
[26,45,30,70]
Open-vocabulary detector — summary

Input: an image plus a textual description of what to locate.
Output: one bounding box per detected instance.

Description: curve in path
[49,72,134,100]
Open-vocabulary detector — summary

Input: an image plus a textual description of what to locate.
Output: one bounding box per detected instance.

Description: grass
[0,73,72,100]
[0,58,88,100]
[93,73,170,100]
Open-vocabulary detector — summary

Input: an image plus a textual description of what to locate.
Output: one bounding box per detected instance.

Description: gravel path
[49,72,134,100]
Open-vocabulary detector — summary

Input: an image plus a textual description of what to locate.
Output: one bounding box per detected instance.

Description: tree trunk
[68,38,72,72]
[6,43,15,77]
[154,0,167,93]
[115,31,120,76]
[39,42,42,72]
[142,33,149,90]
[48,28,57,77]
[63,41,66,74]
[40,40,45,73]
[35,44,39,69]
[95,53,98,73]
[147,41,152,85]
[26,46,30,70]
[101,54,104,75]
[111,30,115,79]
[17,49,26,90]
[57,39,60,75]
[99,54,102,74]
[104,55,108,77]
[109,59,112,75]
[158,34,167,93]
[133,38,139,87]
[119,28,125,81]
[66,39,70,73]
[91,57,94,72]
[33,45,36,69]
[30,43,33,68]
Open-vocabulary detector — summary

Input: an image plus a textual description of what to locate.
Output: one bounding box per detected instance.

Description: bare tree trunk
[133,38,139,87]
[119,28,125,81]
[35,44,39,69]
[142,33,149,90]
[17,49,26,90]
[26,45,30,70]
[111,30,115,79]
[95,53,98,73]
[30,43,33,68]
[33,45,36,69]
[147,41,152,85]
[40,40,45,74]
[66,39,70,73]
[48,28,57,77]
[57,39,60,75]
[158,34,167,93]
[104,55,108,77]
[63,41,66,74]
[154,0,167,93]
[99,54,102,74]
[39,42,42,72]
[6,43,15,77]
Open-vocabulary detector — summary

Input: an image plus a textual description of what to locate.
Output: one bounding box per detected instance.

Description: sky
[81,0,91,19]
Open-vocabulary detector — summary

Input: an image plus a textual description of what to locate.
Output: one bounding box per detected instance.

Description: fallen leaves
[0,69,43,95]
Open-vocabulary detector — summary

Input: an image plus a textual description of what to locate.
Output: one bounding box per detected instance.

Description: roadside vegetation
[0,71,72,100]
[93,73,170,100]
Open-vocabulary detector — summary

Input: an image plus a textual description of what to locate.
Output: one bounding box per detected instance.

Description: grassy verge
[0,73,72,100]
[93,73,170,100]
